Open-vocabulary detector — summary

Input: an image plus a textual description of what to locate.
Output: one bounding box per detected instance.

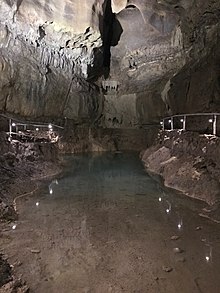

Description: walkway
[161,113,220,136]
[0,114,64,143]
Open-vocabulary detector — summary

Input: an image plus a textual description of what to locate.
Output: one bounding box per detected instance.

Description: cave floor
[1,152,220,293]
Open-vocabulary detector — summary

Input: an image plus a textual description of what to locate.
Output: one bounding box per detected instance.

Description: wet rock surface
[141,130,220,209]
[0,254,11,287]
[0,254,28,293]
[0,131,61,219]
[0,131,61,292]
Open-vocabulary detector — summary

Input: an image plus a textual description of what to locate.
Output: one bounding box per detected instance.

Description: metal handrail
[0,113,64,130]
[0,113,64,143]
[161,113,220,136]
[163,113,220,119]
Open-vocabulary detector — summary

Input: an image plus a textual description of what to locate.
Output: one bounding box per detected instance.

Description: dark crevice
[17,0,23,11]
[103,0,114,69]
[89,0,123,80]
[126,5,137,9]
[102,0,123,78]
[38,25,46,41]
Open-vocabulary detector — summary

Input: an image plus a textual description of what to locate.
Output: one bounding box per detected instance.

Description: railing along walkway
[0,114,64,143]
[161,113,220,136]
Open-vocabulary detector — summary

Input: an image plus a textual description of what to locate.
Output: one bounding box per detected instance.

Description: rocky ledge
[0,132,62,292]
[0,132,61,222]
[141,130,220,207]
[0,253,29,293]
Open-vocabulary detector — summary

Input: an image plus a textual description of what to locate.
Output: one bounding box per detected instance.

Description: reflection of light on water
[165,200,172,214]
[177,218,183,230]
[206,256,210,262]
[36,202,39,206]
[48,179,59,195]
[205,245,212,263]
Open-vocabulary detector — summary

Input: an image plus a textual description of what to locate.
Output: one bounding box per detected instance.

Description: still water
[4,152,220,292]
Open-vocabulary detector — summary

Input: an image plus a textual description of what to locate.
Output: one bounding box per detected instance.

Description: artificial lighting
[159,197,162,202]
[49,188,53,195]
[178,223,182,229]
[12,122,16,127]
[36,128,39,131]
[168,119,171,123]
[48,124,53,129]
[12,224,17,230]
[36,202,39,206]
[160,122,163,126]
[166,208,170,214]
[206,256,210,262]
[180,119,184,123]
[209,119,213,123]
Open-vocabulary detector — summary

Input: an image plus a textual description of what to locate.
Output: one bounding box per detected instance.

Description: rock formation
[141,130,220,206]
[0,0,220,127]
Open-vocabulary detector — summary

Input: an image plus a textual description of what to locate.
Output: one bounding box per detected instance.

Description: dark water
[4,152,220,293]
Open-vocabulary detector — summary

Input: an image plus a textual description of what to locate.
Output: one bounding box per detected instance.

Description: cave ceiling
[0,0,220,124]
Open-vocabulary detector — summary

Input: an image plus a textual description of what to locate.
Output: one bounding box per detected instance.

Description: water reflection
[177,212,183,230]
[177,220,183,230]
[204,241,213,263]
[166,200,172,214]
[7,152,220,292]
[158,189,184,232]
[48,179,59,195]
[58,152,158,200]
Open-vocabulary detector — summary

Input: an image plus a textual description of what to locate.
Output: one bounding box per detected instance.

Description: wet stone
[173,247,183,254]
[162,266,173,272]
[176,257,186,262]
[30,249,41,254]
[171,235,180,240]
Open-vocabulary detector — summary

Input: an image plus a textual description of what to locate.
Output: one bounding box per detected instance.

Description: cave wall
[165,44,220,115]
[0,0,220,127]
[108,0,220,121]
[161,1,220,115]
[0,0,104,121]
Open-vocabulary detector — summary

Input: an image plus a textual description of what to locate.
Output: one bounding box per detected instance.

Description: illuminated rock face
[0,0,105,120]
[0,0,220,125]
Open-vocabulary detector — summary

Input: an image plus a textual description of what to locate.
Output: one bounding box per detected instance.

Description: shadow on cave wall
[90,0,123,80]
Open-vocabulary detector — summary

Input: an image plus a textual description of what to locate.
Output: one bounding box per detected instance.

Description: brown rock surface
[141,130,220,205]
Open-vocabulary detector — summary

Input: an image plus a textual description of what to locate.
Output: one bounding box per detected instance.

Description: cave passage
[4,152,220,292]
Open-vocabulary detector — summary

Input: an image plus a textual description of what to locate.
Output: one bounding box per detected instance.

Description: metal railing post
[9,119,12,141]
[171,117,174,130]
[183,115,186,131]
[213,115,217,136]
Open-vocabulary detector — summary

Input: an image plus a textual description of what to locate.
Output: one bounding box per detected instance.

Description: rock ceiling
[0,0,220,127]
